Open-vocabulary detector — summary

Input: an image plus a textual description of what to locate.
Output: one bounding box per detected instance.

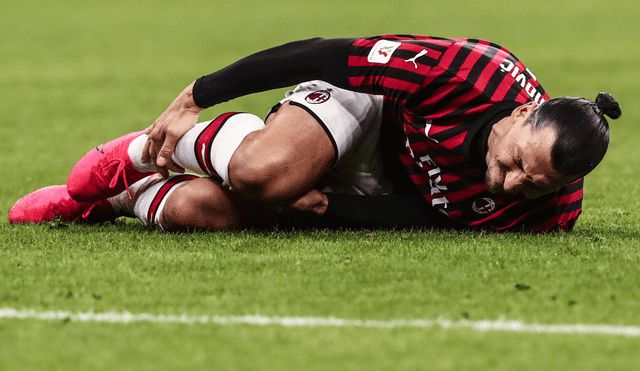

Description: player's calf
[132,175,270,232]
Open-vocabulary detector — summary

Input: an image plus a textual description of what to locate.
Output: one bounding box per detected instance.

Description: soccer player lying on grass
[9,35,621,232]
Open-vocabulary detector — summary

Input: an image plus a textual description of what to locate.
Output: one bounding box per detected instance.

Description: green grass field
[2,0,640,370]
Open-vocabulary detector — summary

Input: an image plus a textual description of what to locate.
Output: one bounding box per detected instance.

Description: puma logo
[405,49,428,69]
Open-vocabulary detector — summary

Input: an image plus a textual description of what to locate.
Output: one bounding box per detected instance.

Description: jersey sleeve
[192,38,355,108]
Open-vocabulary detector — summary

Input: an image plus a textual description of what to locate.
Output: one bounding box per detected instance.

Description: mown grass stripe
[2,307,639,337]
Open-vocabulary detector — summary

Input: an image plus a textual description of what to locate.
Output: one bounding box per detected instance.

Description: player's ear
[511,102,537,120]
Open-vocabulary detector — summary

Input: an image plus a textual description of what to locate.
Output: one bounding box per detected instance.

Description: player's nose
[503,171,526,193]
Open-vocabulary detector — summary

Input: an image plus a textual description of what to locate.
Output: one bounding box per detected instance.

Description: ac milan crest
[472,198,496,215]
[305,90,331,104]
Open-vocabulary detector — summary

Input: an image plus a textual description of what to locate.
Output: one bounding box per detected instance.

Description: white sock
[128,113,264,182]
[133,173,201,231]
[128,113,264,181]
[128,135,157,173]
[107,176,153,217]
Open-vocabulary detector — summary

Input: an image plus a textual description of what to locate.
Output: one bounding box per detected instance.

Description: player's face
[485,107,575,199]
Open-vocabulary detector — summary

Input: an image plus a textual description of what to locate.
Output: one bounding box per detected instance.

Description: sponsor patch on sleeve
[367,40,402,64]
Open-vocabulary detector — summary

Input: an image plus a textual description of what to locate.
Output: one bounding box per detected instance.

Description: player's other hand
[143,81,204,178]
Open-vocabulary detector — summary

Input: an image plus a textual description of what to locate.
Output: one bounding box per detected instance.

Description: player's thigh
[229,80,385,203]
[228,101,335,201]
[263,101,335,179]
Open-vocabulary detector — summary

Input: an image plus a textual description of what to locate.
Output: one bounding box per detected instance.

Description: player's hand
[287,189,329,215]
[143,81,204,178]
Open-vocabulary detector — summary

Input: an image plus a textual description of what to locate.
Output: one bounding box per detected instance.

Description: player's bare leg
[142,174,327,232]
[227,101,335,207]
[159,177,276,232]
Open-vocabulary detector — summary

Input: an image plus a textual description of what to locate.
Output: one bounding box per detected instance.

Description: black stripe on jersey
[407,120,471,149]
[352,45,373,57]
[466,44,499,91]
[518,198,582,232]
[398,40,450,56]
[393,48,433,63]
[558,178,583,193]
[497,62,528,103]
[350,65,425,86]
[479,65,511,101]
[502,81,524,103]
[430,82,484,118]
[496,181,583,230]
[404,73,453,111]
[371,34,416,43]
[443,95,493,121]
[408,36,458,54]
[445,39,477,77]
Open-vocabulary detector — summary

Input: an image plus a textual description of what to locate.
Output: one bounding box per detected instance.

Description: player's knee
[160,179,241,231]
[227,132,292,202]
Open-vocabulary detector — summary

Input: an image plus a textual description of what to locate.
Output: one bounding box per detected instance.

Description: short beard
[485,163,505,195]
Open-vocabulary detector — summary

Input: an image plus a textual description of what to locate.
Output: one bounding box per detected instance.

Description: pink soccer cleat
[67,131,155,202]
[9,185,114,224]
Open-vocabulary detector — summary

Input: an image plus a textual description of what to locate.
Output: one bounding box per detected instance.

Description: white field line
[1,307,639,337]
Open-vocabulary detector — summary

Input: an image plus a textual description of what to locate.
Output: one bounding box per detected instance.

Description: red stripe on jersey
[445,183,487,203]
[468,201,523,229]
[349,75,372,88]
[423,122,458,135]
[401,137,465,166]
[352,38,379,48]
[555,184,584,205]
[348,74,421,97]
[379,75,423,95]
[403,139,440,154]
[436,173,466,190]
[431,41,464,76]
[474,48,511,94]
[433,154,465,166]
[409,173,430,186]
[438,131,466,150]
[417,79,466,118]
[528,186,583,232]
[435,90,484,119]
[458,42,489,81]
[489,74,518,103]
[406,171,464,188]
[528,209,581,232]
[349,55,378,67]
[452,102,494,118]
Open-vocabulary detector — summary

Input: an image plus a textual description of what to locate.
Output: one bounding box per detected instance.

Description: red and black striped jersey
[345,35,582,232]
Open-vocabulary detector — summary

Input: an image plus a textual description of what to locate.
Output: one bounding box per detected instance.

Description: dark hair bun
[595,92,621,119]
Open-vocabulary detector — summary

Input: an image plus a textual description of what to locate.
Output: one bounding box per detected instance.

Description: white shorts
[274,81,393,196]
